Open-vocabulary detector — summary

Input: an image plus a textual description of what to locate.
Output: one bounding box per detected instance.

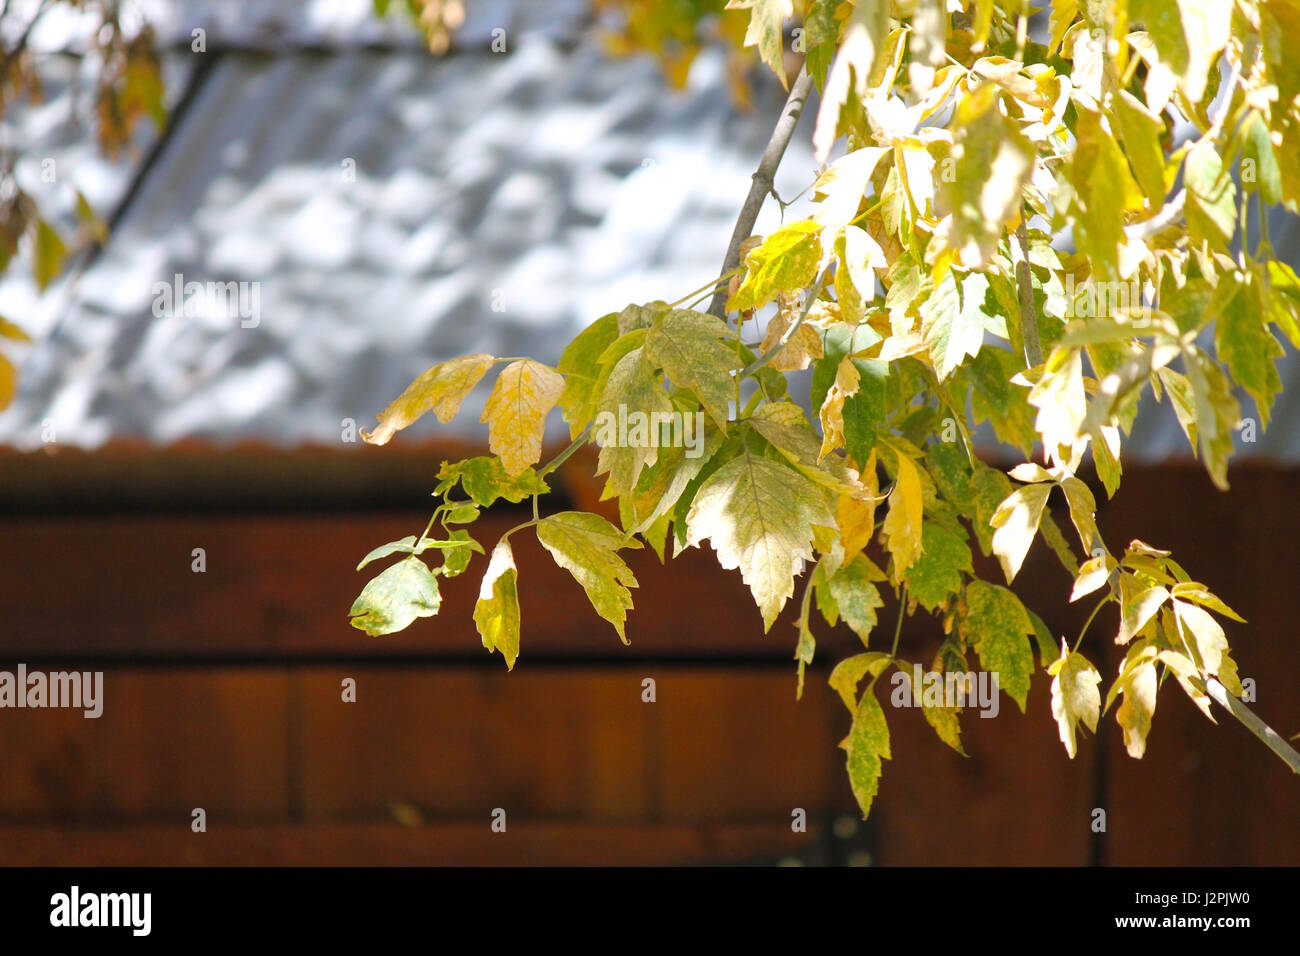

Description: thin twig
[707,67,815,319]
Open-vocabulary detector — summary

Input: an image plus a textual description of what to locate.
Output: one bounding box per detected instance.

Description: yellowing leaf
[841,685,891,818]
[0,353,15,411]
[826,554,885,645]
[437,456,550,508]
[1171,598,1231,676]
[813,0,889,163]
[727,220,823,313]
[1114,642,1158,757]
[363,353,494,445]
[937,83,1034,269]
[965,580,1035,712]
[481,359,565,476]
[893,662,966,755]
[557,313,618,437]
[1058,475,1100,553]
[726,0,794,87]
[644,308,739,427]
[990,481,1051,583]
[881,451,924,582]
[1070,554,1112,602]
[594,346,673,497]
[760,304,824,371]
[536,512,642,642]
[349,556,441,636]
[920,269,990,381]
[1184,141,1237,252]
[686,450,834,631]
[474,540,521,669]
[1049,640,1101,758]
[818,357,860,460]
[1117,573,1169,644]
[33,219,67,291]
[829,651,892,711]
[905,522,972,611]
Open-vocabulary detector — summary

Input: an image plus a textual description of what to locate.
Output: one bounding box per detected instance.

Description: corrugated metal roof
[0,0,1297,465]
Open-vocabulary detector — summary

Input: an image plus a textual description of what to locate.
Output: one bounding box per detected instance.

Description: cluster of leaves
[355,0,1298,816]
[0,0,163,408]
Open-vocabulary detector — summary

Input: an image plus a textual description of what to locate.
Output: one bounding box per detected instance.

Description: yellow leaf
[363,353,494,445]
[1115,644,1158,758]
[481,359,565,476]
[474,540,521,669]
[837,452,879,563]
[1049,639,1101,759]
[881,451,924,582]
[818,357,860,461]
[990,481,1051,583]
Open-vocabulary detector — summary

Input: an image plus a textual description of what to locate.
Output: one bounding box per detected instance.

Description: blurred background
[0,0,1296,865]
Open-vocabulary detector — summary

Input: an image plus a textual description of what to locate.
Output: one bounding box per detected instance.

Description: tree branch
[707,67,815,319]
[1193,676,1300,775]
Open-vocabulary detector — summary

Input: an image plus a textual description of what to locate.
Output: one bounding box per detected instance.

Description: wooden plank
[0,670,289,819]
[295,668,655,821]
[0,821,821,866]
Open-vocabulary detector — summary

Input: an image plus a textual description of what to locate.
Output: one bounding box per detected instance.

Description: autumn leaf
[686,449,835,631]
[594,346,673,497]
[965,580,1035,712]
[644,308,739,427]
[481,359,565,476]
[1113,641,1159,757]
[826,554,885,645]
[437,457,550,508]
[905,522,972,611]
[536,512,642,642]
[727,220,823,313]
[990,481,1051,583]
[349,556,441,636]
[829,651,892,711]
[725,0,793,87]
[474,540,521,669]
[557,312,619,437]
[1049,640,1102,758]
[363,353,494,445]
[921,269,991,380]
[881,450,924,582]
[842,684,891,819]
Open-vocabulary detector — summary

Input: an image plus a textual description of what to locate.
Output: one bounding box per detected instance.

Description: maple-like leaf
[474,540,521,669]
[644,308,739,427]
[594,346,673,497]
[363,353,494,445]
[686,449,834,631]
[536,512,642,642]
[481,359,565,476]
[921,269,990,380]
[1049,639,1102,758]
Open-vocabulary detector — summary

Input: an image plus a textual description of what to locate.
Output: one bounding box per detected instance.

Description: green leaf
[826,554,886,645]
[1241,111,1284,206]
[1215,273,1283,428]
[536,512,642,642]
[557,312,619,437]
[921,269,990,380]
[686,449,835,631]
[594,346,674,497]
[437,457,550,508]
[474,540,521,669]
[349,556,441,636]
[893,661,966,755]
[1184,141,1237,252]
[726,220,823,313]
[1066,107,1145,279]
[965,580,1035,712]
[1182,344,1240,490]
[841,684,891,819]
[1111,89,1167,207]
[1048,640,1102,758]
[905,522,973,611]
[364,354,494,445]
[644,308,739,428]
[482,358,565,476]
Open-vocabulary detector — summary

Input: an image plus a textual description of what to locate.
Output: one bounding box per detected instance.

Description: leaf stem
[537,425,591,479]
[890,583,908,659]
[739,269,827,378]
[1072,593,1112,653]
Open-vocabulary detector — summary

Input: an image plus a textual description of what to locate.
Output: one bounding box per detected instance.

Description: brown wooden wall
[0,448,1296,865]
